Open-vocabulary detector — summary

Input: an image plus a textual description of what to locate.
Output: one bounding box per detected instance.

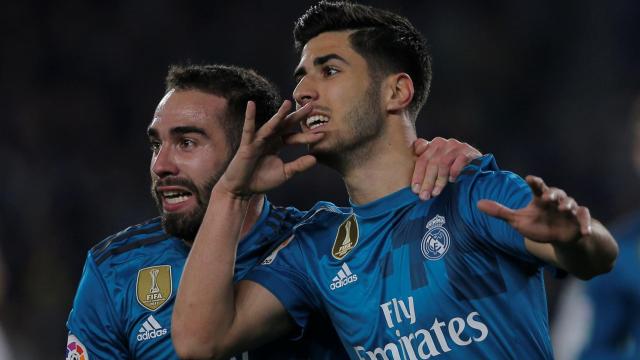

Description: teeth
[306,115,329,130]
[162,191,191,205]
[166,195,190,204]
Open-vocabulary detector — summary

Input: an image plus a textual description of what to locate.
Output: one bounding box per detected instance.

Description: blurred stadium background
[0,0,638,358]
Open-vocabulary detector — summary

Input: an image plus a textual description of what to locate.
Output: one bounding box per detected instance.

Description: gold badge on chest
[332,214,359,260]
[136,265,172,311]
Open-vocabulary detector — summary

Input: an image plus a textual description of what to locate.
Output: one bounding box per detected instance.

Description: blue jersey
[66,199,347,359]
[247,155,554,359]
[578,212,640,359]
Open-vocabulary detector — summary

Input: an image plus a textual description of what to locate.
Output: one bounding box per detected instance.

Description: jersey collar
[350,187,417,218]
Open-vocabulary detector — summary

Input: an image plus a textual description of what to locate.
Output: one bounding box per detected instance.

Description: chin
[161,210,204,241]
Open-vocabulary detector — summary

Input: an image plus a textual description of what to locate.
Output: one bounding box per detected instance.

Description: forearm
[172,187,250,359]
[552,220,618,280]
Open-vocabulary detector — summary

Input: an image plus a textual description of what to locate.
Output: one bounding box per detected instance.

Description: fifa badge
[421,215,450,260]
[332,214,359,260]
[136,265,172,311]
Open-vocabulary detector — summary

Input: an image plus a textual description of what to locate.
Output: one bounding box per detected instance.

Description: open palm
[477,175,592,244]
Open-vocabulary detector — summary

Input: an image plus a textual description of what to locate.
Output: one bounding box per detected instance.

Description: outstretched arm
[172,101,320,359]
[478,175,618,280]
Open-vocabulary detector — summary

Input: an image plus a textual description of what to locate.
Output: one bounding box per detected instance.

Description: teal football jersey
[247,155,554,359]
[66,199,347,359]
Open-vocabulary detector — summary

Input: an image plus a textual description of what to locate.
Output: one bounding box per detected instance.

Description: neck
[182,194,264,247]
[343,115,417,205]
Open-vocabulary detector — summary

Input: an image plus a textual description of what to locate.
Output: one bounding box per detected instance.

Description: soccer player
[172,2,619,359]
[65,64,481,359]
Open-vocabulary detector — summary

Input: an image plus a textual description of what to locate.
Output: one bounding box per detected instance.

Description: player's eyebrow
[293,53,350,81]
[314,53,349,67]
[147,127,158,138]
[170,126,209,138]
[146,126,209,139]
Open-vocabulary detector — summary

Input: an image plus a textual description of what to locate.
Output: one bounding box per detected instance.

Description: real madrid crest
[421,215,450,260]
[136,265,172,311]
[332,214,359,260]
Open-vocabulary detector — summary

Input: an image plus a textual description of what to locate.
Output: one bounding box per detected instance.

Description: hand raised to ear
[217,100,324,199]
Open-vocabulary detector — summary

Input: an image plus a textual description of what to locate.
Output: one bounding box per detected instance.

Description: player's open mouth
[306,114,329,130]
[163,190,192,204]
[157,186,195,212]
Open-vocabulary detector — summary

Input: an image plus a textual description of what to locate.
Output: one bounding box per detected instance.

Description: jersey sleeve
[459,165,541,265]
[66,252,128,359]
[243,235,322,340]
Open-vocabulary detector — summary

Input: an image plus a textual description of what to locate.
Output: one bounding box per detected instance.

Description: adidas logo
[136,315,168,342]
[330,263,358,291]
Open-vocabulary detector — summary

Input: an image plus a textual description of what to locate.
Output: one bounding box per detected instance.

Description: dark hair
[165,64,281,152]
[294,1,431,120]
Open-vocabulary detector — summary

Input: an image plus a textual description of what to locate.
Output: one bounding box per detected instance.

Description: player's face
[293,31,384,163]
[148,89,232,240]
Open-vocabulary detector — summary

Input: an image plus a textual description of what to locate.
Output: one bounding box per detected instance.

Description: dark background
[1,0,639,358]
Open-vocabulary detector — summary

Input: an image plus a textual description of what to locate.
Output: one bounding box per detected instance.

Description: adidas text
[330,274,358,290]
[137,328,167,341]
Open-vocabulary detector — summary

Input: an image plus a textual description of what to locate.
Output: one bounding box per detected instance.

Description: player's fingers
[283,132,325,145]
[420,162,439,200]
[542,188,566,203]
[256,100,293,141]
[558,196,577,213]
[283,155,317,180]
[525,175,548,197]
[281,102,313,130]
[477,199,516,222]
[413,138,430,155]
[411,152,428,195]
[241,101,257,146]
[431,154,456,197]
[416,138,451,199]
[576,206,593,236]
[448,152,474,182]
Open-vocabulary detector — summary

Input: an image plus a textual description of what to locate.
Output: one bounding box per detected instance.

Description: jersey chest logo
[136,265,172,311]
[421,215,450,260]
[332,214,359,260]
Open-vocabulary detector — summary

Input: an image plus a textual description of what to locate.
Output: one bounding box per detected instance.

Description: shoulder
[260,202,351,262]
[302,201,351,220]
[267,204,307,228]
[88,217,182,269]
[454,154,529,203]
[457,154,524,186]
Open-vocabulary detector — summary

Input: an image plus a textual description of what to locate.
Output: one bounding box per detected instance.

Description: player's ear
[382,73,414,113]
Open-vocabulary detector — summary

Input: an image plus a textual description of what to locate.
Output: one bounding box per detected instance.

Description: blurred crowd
[0,0,638,358]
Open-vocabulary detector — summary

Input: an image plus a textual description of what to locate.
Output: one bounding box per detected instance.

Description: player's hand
[411,137,482,200]
[216,100,323,199]
[477,175,593,244]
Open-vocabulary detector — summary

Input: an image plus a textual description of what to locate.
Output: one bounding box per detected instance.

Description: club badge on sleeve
[66,334,89,360]
[332,214,359,260]
[136,265,172,311]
